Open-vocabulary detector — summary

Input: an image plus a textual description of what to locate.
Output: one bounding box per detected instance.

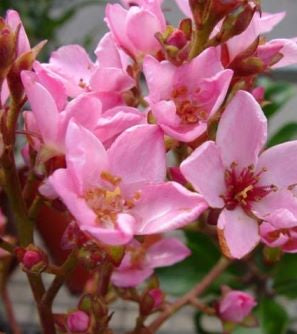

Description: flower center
[171,85,208,125]
[85,172,140,227]
[222,163,276,211]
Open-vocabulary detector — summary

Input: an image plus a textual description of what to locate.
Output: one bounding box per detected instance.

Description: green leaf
[259,78,295,119]
[233,327,262,334]
[273,254,297,298]
[259,298,288,334]
[268,123,297,147]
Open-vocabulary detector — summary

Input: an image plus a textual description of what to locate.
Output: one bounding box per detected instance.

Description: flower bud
[67,310,90,333]
[219,291,256,323]
[16,245,48,273]
[148,288,164,309]
[0,21,17,78]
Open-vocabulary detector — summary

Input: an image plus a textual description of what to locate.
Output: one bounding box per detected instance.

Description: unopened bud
[67,310,90,333]
[0,23,16,77]
[16,245,48,273]
[148,288,164,309]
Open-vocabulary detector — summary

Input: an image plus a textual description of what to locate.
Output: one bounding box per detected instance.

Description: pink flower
[219,290,256,323]
[38,33,135,106]
[181,90,297,259]
[47,121,207,245]
[260,209,297,253]
[111,238,191,287]
[21,70,145,162]
[143,47,233,142]
[105,0,166,58]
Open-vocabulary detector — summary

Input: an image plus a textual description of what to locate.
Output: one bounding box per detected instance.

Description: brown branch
[1,286,22,334]
[148,257,230,333]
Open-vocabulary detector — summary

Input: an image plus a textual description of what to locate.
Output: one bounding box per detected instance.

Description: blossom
[260,209,297,253]
[67,310,90,333]
[37,33,135,109]
[105,0,166,58]
[219,290,256,323]
[180,90,297,259]
[46,121,207,245]
[21,70,145,163]
[143,47,233,142]
[111,237,191,287]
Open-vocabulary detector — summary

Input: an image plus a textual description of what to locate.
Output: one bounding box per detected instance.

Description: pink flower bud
[219,291,256,323]
[22,250,43,270]
[167,30,188,49]
[148,288,164,309]
[67,310,90,333]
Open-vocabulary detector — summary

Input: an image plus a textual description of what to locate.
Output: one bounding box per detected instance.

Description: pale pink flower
[21,70,145,162]
[260,209,297,253]
[181,90,297,259]
[38,33,134,107]
[47,121,207,245]
[219,290,256,323]
[111,238,191,287]
[105,0,166,58]
[143,47,233,142]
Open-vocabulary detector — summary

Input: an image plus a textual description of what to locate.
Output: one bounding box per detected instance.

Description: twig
[1,286,22,334]
[148,257,230,333]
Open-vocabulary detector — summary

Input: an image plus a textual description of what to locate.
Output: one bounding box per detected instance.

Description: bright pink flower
[181,90,297,259]
[111,238,191,287]
[105,0,166,58]
[143,47,233,142]
[21,71,145,162]
[67,310,90,333]
[47,121,207,245]
[219,290,256,323]
[260,209,297,253]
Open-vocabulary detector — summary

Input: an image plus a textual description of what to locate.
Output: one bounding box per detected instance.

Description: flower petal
[108,124,166,187]
[147,238,191,268]
[180,141,226,208]
[257,140,297,189]
[65,120,108,194]
[111,266,153,287]
[218,207,260,259]
[216,90,267,170]
[133,182,208,234]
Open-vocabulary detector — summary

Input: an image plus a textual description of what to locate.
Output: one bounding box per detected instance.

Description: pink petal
[83,213,135,245]
[105,4,136,56]
[65,121,108,195]
[160,122,207,142]
[175,0,192,17]
[61,93,102,133]
[270,39,297,68]
[126,7,163,54]
[49,169,97,226]
[33,62,67,111]
[147,238,191,268]
[257,141,297,189]
[133,182,208,234]
[21,71,60,147]
[260,221,289,248]
[264,209,297,229]
[218,207,260,259]
[180,141,226,208]
[94,106,146,144]
[216,91,267,170]
[252,190,297,219]
[143,56,175,102]
[6,10,30,56]
[108,125,166,187]
[47,45,94,97]
[177,47,224,84]
[111,266,153,287]
[259,12,286,34]
[95,33,123,68]
[90,67,134,92]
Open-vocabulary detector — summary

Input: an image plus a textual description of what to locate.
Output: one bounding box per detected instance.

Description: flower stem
[148,257,230,333]
[1,286,22,334]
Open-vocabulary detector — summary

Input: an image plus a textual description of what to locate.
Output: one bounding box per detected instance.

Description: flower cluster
[1,1,297,333]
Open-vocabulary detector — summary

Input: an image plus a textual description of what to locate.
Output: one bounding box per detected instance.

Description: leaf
[268,123,297,147]
[258,78,295,119]
[233,327,262,334]
[258,298,288,334]
[273,254,297,298]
